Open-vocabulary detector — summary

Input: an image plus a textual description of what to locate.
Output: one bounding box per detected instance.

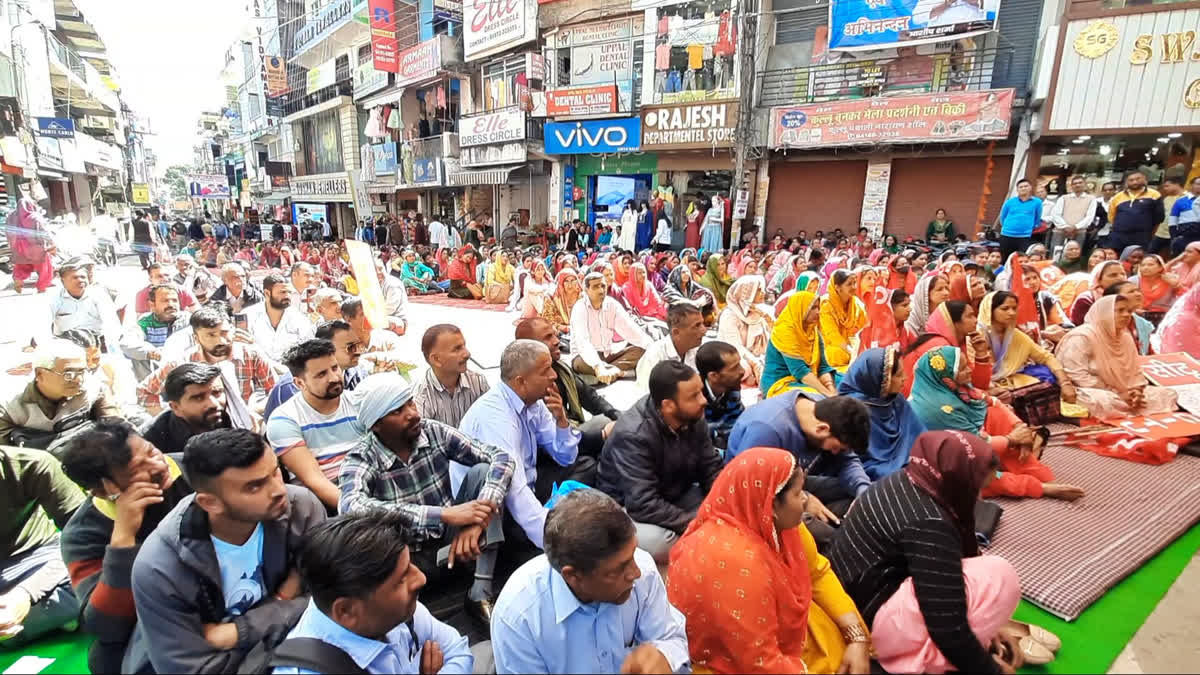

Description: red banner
[369,0,400,73]
[1102,412,1200,441]
[546,85,618,117]
[1138,353,1200,388]
[769,89,1014,149]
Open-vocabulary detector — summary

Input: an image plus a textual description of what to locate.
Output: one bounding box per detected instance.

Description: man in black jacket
[596,360,721,565]
[209,263,264,315]
[142,364,233,455]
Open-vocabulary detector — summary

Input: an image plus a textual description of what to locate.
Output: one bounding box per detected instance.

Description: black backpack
[238,636,367,675]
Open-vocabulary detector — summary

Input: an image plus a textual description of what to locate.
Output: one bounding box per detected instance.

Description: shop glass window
[647,0,739,105]
[298,109,342,175]
[482,55,528,111]
[247,93,262,119]
[357,44,372,66]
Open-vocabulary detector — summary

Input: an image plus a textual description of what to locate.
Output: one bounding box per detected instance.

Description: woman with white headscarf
[718,275,774,384]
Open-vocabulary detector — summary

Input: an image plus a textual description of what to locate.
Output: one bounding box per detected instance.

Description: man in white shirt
[1050,174,1100,253]
[376,262,409,335]
[288,262,318,314]
[43,259,123,354]
[635,303,705,390]
[428,215,449,250]
[245,274,316,362]
[569,272,651,384]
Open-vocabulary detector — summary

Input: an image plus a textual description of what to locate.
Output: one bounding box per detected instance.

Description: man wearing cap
[338,373,516,626]
[42,257,122,354]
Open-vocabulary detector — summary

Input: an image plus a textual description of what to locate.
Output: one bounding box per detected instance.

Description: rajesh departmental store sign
[640,101,737,151]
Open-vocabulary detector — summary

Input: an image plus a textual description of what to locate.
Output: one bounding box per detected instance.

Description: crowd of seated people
[6,203,1200,675]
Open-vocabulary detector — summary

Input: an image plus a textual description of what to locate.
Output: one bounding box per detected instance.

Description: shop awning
[358,85,405,109]
[446,165,523,187]
[258,192,290,205]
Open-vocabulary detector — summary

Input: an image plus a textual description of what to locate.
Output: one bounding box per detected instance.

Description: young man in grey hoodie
[126,428,326,673]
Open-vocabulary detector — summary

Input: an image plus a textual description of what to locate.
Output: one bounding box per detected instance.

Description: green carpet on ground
[1016,522,1200,674]
[1,524,1197,675]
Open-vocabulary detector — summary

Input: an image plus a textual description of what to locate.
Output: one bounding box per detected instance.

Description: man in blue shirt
[459,339,582,554]
[727,391,869,546]
[272,511,473,674]
[491,488,689,674]
[1169,175,1200,255]
[996,179,1042,260]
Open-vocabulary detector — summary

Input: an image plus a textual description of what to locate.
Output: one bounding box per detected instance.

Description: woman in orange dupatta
[668,448,872,674]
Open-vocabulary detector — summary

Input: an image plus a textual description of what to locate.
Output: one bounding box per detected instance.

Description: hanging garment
[386,105,402,130]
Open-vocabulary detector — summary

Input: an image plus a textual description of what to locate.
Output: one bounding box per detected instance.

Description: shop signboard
[828,0,1002,51]
[186,174,231,200]
[395,38,442,87]
[463,0,537,62]
[411,157,442,186]
[295,0,364,57]
[459,109,526,147]
[1139,354,1200,387]
[769,89,1014,149]
[545,117,641,154]
[546,85,618,117]
[575,152,656,176]
[355,60,390,99]
[306,59,337,94]
[563,165,574,208]
[291,173,352,202]
[372,142,398,174]
[640,101,738,151]
[462,141,527,167]
[1050,10,1200,132]
[265,56,287,96]
[368,0,400,73]
[35,117,75,139]
[554,16,639,112]
[732,189,749,219]
[132,183,151,205]
[860,159,891,239]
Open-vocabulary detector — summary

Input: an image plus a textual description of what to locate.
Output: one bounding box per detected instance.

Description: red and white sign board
[1138,353,1200,388]
[1103,411,1200,441]
[546,85,618,117]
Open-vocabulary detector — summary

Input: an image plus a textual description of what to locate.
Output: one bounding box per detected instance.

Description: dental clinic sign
[545,117,641,154]
[463,0,537,62]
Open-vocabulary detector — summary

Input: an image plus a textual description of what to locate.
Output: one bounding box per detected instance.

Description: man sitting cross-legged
[339,373,515,628]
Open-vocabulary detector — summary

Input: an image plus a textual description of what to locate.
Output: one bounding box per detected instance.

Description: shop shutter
[765,159,866,235]
[883,155,1014,241]
[774,0,829,46]
[992,0,1043,100]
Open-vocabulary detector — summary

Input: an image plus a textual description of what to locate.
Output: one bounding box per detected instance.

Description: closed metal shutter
[773,0,829,46]
[883,155,1015,241]
[765,159,867,234]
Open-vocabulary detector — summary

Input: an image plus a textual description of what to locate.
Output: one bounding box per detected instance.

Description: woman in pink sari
[1166,241,1200,291]
[1152,283,1200,358]
[1055,295,1178,418]
[622,262,667,320]
[7,193,53,293]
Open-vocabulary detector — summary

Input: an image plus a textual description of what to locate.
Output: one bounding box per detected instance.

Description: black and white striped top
[828,472,1000,674]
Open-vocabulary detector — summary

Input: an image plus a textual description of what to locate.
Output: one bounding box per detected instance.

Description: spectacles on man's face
[45,368,87,382]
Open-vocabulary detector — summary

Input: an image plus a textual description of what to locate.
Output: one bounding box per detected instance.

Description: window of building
[482,54,529,111]
[248,93,262,119]
[357,44,371,66]
[298,109,342,175]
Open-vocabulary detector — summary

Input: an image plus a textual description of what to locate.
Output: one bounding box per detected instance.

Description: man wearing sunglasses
[0,339,122,447]
[262,320,368,420]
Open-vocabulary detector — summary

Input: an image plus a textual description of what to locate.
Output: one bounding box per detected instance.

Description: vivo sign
[544,118,641,154]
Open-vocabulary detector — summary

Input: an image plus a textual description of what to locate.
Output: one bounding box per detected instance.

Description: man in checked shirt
[338,373,516,630]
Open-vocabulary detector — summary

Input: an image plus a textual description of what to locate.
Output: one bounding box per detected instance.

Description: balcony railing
[758,46,1013,108]
[47,32,88,81]
[411,132,459,160]
[276,79,354,118]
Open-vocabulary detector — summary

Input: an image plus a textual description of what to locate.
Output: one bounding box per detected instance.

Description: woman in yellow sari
[977,290,1077,403]
[483,249,515,304]
[668,448,871,674]
[761,290,838,397]
[820,268,869,368]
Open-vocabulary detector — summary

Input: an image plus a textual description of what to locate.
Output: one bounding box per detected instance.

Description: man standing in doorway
[996,179,1042,260]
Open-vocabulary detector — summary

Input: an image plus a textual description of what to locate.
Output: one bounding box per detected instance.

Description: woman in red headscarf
[447,245,483,299]
[668,448,872,674]
[886,254,918,294]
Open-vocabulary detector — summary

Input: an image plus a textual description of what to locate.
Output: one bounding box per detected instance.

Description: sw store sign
[544,117,641,154]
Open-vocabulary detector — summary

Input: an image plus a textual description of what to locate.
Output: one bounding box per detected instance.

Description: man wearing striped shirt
[266,339,362,512]
[412,324,490,429]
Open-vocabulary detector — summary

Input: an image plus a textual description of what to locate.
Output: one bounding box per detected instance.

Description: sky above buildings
[77,0,248,170]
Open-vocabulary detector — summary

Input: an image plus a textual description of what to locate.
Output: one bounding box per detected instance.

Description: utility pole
[729,0,762,248]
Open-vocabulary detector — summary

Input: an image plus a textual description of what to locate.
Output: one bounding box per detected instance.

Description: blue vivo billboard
[544,118,641,155]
